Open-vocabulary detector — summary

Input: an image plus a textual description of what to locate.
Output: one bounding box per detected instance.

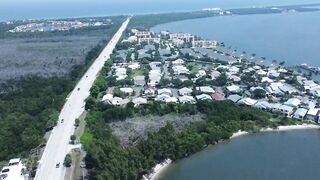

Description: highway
[34,17,130,180]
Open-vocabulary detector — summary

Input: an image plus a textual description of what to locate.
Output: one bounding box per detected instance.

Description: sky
[1,0,320,21]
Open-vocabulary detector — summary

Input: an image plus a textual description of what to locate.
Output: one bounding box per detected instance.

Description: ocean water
[152,11,320,66]
[159,130,320,180]
[1,0,320,21]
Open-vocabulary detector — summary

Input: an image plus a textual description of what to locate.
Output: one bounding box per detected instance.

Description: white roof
[307,108,319,116]
[132,97,147,105]
[196,86,215,93]
[120,87,134,94]
[294,108,308,117]
[179,95,196,104]
[253,101,272,109]
[158,88,172,95]
[179,87,193,95]
[284,98,301,107]
[102,94,113,102]
[196,94,212,101]
[238,98,257,106]
[227,85,241,93]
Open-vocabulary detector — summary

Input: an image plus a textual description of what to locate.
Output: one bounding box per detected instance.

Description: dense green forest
[82,98,296,180]
[0,16,125,164]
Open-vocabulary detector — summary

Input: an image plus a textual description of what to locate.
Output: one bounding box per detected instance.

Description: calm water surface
[152,11,320,66]
[1,0,320,21]
[159,130,320,180]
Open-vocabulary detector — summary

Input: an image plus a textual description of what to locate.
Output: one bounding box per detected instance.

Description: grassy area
[64,112,87,180]
[132,69,144,77]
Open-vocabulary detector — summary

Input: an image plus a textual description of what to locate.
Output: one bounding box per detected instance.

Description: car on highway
[56,163,60,168]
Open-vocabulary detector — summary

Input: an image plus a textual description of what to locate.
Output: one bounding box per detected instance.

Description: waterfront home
[132,97,148,107]
[284,98,301,108]
[293,108,308,120]
[238,98,257,106]
[227,94,242,103]
[192,40,217,48]
[196,86,215,94]
[272,104,294,117]
[211,92,225,101]
[179,95,196,104]
[179,87,193,96]
[169,33,194,43]
[306,108,319,121]
[226,85,241,94]
[196,94,213,101]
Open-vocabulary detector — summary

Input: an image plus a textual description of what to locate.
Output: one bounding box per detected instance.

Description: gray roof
[227,94,242,103]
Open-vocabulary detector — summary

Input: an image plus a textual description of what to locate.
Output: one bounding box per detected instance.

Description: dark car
[56,163,60,168]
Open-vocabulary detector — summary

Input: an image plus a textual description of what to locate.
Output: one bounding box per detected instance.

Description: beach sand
[143,159,172,180]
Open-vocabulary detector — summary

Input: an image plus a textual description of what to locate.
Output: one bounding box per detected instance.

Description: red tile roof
[211,92,225,101]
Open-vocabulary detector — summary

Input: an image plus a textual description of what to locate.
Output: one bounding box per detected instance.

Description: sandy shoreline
[231,124,320,139]
[143,159,172,180]
[144,124,320,180]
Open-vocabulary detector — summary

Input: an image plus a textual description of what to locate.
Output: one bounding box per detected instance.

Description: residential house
[196,94,213,101]
[284,98,301,108]
[253,101,272,111]
[120,88,134,95]
[179,87,193,96]
[132,97,148,107]
[179,95,196,104]
[227,94,242,103]
[226,85,241,93]
[238,98,257,106]
[196,86,215,94]
[158,88,172,96]
[134,76,145,86]
[211,92,225,101]
[306,108,319,121]
[293,108,308,120]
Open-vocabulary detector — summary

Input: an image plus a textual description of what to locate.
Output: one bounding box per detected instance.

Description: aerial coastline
[1,2,320,180]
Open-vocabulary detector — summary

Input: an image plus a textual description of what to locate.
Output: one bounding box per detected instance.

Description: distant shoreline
[231,124,320,139]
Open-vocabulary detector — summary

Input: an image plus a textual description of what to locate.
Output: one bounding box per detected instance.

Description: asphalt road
[34,17,130,180]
